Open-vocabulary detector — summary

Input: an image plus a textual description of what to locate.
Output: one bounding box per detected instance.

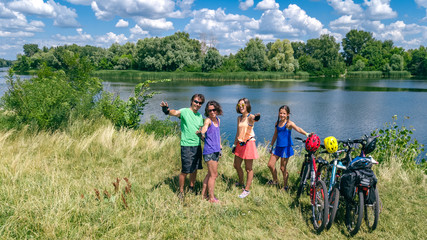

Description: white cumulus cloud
[364,0,397,20]
[0,30,34,37]
[115,19,129,28]
[97,32,128,44]
[239,0,254,11]
[255,0,279,11]
[8,0,80,27]
[415,0,427,20]
[90,0,176,20]
[130,24,149,39]
[283,4,325,36]
[327,0,364,18]
[135,17,174,30]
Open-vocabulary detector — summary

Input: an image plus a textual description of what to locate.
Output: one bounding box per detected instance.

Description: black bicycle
[340,136,380,235]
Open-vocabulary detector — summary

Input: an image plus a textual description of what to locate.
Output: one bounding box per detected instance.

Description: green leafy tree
[135,32,201,71]
[354,59,366,71]
[361,40,388,70]
[298,55,322,75]
[23,44,40,57]
[216,54,242,72]
[291,41,306,60]
[202,48,223,72]
[390,54,404,71]
[342,30,373,65]
[267,39,295,72]
[12,55,31,73]
[407,46,427,76]
[305,34,344,75]
[239,38,267,71]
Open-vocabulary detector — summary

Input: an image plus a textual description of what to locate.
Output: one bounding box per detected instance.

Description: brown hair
[276,105,290,126]
[190,94,205,105]
[204,100,223,117]
[236,98,251,114]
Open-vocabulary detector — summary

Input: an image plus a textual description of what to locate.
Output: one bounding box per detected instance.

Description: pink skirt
[234,141,259,160]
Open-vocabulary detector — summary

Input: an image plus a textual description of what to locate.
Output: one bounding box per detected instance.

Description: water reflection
[2,68,426,149]
[102,76,427,148]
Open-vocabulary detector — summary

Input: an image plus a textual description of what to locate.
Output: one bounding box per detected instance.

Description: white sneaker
[239,190,250,198]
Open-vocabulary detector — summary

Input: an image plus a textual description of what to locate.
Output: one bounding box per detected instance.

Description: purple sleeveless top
[276,122,293,147]
[203,117,221,155]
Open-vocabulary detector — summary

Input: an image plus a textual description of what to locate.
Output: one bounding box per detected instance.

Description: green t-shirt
[179,108,204,146]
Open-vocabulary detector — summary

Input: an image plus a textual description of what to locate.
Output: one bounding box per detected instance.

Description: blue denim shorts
[203,152,220,162]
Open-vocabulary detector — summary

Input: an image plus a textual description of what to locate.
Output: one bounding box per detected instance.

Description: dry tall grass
[0,119,425,239]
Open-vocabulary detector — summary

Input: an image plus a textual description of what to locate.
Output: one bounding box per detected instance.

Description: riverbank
[93,70,310,82]
[0,119,425,239]
[93,70,417,82]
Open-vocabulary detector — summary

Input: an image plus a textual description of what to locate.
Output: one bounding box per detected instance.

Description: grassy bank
[93,70,309,82]
[347,71,412,78]
[0,119,425,239]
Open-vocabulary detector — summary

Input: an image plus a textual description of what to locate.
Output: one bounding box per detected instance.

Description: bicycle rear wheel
[365,187,379,231]
[296,163,309,201]
[312,180,328,233]
[346,190,364,236]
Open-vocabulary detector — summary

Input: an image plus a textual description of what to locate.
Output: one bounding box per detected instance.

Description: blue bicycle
[318,147,347,230]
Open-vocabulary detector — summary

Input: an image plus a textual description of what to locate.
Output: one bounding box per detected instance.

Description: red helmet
[305,134,320,153]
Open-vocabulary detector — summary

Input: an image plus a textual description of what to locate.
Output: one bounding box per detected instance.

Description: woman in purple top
[197,100,223,203]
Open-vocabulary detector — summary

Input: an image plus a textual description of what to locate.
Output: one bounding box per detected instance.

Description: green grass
[346,71,384,78]
[0,119,425,239]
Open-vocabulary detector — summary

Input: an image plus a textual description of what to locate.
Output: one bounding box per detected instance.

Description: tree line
[11,30,427,76]
[0,58,13,67]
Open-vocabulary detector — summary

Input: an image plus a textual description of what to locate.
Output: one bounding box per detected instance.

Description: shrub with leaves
[97,79,170,129]
[1,62,102,130]
[372,115,425,170]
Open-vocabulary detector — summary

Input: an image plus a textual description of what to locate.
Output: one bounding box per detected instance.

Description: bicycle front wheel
[365,187,380,231]
[318,164,332,189]
[346,190,364,236]
[326,187,340,230]
[312,180,328,233]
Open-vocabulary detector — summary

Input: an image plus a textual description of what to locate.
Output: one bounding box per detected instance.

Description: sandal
[209,197,220,203]
[267,180,278,185]
[235,182,245,189]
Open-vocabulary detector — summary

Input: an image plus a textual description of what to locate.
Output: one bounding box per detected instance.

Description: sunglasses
[208,109,217,112]
[237,103,245,107]
[193,100,203,105]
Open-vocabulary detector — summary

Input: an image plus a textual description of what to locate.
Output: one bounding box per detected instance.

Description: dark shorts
[203,152,220,162]
[273,146,294,158]
[181,145,203,173]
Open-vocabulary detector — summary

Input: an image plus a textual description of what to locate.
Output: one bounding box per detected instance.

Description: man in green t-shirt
[160,94,205,199]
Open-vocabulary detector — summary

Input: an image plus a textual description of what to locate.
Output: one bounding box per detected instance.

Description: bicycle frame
[326,150,346,195]
[301,152,324,205]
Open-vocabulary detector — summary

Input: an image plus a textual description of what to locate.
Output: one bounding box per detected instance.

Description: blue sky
[1,0,427,60]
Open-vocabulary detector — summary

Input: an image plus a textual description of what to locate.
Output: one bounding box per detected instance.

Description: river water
[1,68,426,150]
[102,77,427,150]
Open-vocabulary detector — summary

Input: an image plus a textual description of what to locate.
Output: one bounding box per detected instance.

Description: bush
[1,65,101,130]
[140,116,179,139]
[372,115,425,170]
[97,79,169,129]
